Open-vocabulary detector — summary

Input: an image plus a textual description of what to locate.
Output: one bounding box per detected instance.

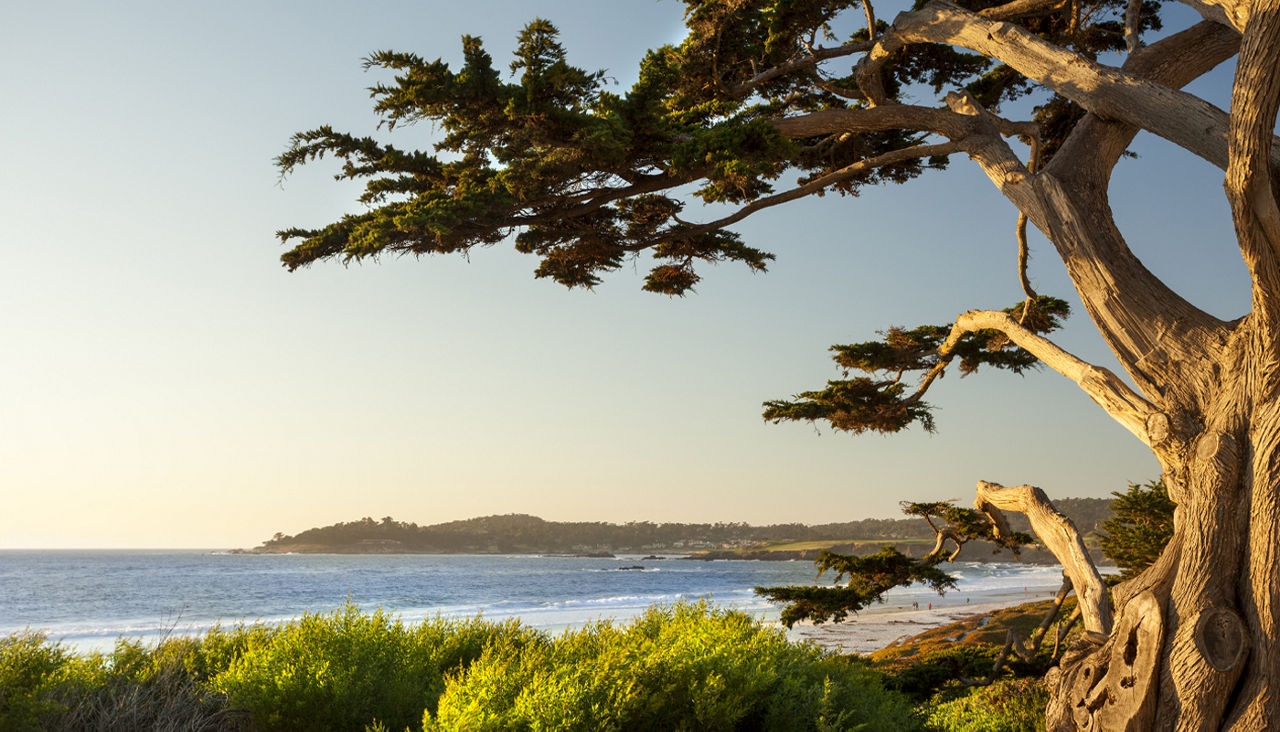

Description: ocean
[0,551,1069,653]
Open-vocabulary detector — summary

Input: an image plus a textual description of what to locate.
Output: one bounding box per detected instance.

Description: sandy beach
[782,587,1061,654]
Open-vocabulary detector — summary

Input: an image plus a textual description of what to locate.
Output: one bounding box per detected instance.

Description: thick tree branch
[925,527,966,561]
[1226,0,1280,351]
[725,0,1077,104]
[979,0,1070,19]
[1176,0,1251,30]
[773,105,977,140]
[1029,22,1240,409]
[975,480,1114,636]
[867,0,1280,173]
[933,309,1168,447]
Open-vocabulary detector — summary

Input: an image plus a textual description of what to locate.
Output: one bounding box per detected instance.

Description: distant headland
[239,500,1113,565]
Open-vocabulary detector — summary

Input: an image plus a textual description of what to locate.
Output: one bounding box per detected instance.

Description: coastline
[782,586,1061,653]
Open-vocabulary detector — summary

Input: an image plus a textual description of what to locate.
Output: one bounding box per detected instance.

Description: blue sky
[0,1,1244,547]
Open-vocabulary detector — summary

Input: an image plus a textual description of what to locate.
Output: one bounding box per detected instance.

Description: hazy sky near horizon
[1,1,1247,548]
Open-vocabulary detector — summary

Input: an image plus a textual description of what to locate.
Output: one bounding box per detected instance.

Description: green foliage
[1098,479,1175,579]
[883,644,1002,702]
[924,677,1049,732]
[211,602,527,731]
[0,632,241,732]
[763,377,938,434]
[0,631,72,731]
[8,600,1084,731]
[428,600,923,731]
[901,501,1035,559]
[756,498,1034,628]
[278,0,1167,291]
[763,297,1070,435]
[756,546,956,627]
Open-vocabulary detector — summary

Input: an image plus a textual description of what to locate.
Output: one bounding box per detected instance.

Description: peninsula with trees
[244,498,1113,564]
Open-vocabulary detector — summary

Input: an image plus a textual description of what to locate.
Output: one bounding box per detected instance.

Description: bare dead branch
[1054,606,1081,658]
[863,0,879,40]
[1175,0,1249,30]
[725,40,875,97]
[975,480,1113,635]
[1030,575,1073,651]
[1125,0,1144,52]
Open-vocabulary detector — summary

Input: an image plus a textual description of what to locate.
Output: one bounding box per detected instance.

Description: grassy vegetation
[0,596,1074,731]
[1,601,929,732]
[872,597,1080,665]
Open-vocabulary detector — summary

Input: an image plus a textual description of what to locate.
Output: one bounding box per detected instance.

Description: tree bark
[975,481,1114,636]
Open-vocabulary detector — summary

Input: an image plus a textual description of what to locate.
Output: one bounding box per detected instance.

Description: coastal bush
[4,602,931,731]
[210,602,532,731]
[924,677,1049,732]
[45,637,243,731]
[189,620,281,680]
[880,644,1002,702]
[428,601,921,731]
[0,631,72,730]
[0,632,243,731]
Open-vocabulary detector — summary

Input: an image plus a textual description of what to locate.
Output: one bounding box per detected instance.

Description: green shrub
[0,632,243,732]
[211,602,530,731]
[189,621,280,681]
[924,677,1048,732]
[48,637,243,731]
[0,631,73,730]
[3,601,935,731]
[429,600,922,731]
[880,644,1001,702]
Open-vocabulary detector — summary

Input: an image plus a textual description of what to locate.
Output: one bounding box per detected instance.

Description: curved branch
[723,0,1078,103]
[512,170,703,227]
[925,527,964,562]
[932,309,1168,447]
[1040,21,1240,407]
[726,40,875,97]
[679,141,962,234]
[975,480,1113,635]
[867,0,1278,173]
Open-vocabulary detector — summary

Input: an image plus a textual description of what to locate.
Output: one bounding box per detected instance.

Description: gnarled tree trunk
[1043,343,1280,731]
[923,1,1280,723]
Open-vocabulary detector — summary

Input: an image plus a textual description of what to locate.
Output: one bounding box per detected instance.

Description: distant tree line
[254,499,1113,555]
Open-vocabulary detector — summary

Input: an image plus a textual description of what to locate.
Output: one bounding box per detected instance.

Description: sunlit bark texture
[278,0,1280,727]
